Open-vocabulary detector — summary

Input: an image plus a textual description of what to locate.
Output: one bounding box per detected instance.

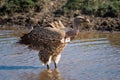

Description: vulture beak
[86,18,90,23]
[75,16,90,24]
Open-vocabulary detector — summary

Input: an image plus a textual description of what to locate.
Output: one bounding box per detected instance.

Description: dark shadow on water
[0,65,40,70]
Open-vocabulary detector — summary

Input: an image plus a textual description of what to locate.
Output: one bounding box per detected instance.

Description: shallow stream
[0,30,120,80]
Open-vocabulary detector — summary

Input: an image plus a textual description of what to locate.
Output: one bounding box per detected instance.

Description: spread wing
[20,27,66,49]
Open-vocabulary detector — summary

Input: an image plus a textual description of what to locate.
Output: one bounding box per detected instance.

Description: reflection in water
[21,69,64,80]
[76,31,120,47]
[38,69,64,80]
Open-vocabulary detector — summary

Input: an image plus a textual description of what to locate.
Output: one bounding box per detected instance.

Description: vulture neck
[72,20,80,35]
[65,21,79,39]
[62,20,80,43]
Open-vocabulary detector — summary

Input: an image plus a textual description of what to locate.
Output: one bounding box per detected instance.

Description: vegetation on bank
[63,0,120,17]
[0,0,120,17]
[0,0,46,15]
[0,0,120,31]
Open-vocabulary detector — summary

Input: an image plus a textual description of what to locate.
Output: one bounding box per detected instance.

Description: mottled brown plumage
[20,16,90,69]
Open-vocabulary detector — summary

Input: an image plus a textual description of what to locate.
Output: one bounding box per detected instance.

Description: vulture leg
[53,54,61,69]
[47,64,50,69]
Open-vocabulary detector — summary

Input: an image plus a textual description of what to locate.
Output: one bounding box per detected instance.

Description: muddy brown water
[0,30,120,80]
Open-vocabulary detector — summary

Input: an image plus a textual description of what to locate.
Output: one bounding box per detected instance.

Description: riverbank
[0,0,120,32]
[0,14,120,32]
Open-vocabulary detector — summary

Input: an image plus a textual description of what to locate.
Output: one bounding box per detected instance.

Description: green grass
[63,0,120,17]
[0,0,120,17]
[0,0,45,15]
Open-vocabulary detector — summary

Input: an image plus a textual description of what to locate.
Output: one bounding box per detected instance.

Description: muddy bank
[0,15,120,32]
[92,17,120,31]
[0,0,120,31]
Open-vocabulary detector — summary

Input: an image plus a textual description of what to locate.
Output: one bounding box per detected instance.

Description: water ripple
[69,38,109,46]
